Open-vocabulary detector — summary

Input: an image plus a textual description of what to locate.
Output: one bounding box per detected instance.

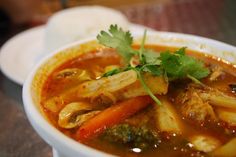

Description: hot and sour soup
[41,45,236,157]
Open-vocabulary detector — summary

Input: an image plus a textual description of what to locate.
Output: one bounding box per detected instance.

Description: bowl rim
[22,31,236,157]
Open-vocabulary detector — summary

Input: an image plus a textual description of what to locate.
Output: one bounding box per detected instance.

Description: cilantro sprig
[97,25,137,63]
[97,24,210,105]
[159,48,209,80]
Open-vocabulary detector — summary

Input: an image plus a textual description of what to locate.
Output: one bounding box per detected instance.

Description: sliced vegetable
[216,108,236,126]
[211,138,236,156]
[155,97,182,133]
[76,96,152,141]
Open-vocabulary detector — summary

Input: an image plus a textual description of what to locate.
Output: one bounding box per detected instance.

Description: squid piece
[216,108,236,126]
[211,138,236,157]
[58,102,100,129]
[190,135,221,153]
[155,97,182,134]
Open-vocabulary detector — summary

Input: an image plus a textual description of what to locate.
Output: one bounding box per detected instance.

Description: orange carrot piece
[76,96,152,141]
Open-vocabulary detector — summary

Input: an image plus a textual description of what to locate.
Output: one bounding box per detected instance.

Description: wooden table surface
[0,0,236,156]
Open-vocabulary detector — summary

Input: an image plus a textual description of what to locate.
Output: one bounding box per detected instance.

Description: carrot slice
[76,96,152,141]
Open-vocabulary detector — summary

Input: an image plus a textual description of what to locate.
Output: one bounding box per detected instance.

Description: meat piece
[176,84,217,122]
[177,83,236,124]
[180,92,216,122]
[190,135,221,153]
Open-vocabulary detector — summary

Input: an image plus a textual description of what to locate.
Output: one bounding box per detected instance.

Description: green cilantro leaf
[97,24,136,63]
[139,29,147,64]
[143,50,161,64]
[160,48,209,80]
[175,47,185,55]
[141,65,163,76]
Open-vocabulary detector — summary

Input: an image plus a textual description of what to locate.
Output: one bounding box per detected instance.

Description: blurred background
[0,0,169,24]
[0,0,236,157]
[0,0,236,45]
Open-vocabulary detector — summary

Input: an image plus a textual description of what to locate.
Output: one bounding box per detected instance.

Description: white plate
[0,26,45,85]
[0,24,154,85]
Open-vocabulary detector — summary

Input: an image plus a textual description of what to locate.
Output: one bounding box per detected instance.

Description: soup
[40,26,236,157]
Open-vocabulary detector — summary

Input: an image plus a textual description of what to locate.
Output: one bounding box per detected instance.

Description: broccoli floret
[101,124,160,150]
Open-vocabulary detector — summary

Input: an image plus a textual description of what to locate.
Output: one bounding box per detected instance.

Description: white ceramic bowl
[22,32,236,157]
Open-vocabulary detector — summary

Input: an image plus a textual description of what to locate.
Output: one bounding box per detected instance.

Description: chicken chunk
[176,84,217,122]
[190,135,221,153]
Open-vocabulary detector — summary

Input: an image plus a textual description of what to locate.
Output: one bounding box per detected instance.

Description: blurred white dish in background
[0,24,153,85]
[44,6,130,54]
[0,5,155,85]
[0,26,44,85]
